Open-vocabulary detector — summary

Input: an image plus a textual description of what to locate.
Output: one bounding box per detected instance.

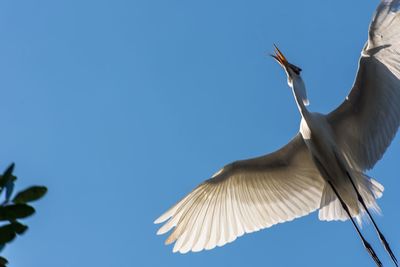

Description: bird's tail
[318,172,384,225]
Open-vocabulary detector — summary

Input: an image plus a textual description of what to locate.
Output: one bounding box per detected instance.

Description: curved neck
[290,76,310,119]
[292,88,309,118]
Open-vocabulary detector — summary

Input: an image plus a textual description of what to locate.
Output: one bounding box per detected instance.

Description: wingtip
[154,210,173,224]
[154,216,163,224]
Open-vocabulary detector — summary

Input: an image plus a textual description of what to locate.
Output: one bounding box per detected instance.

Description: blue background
[0,0,398,266]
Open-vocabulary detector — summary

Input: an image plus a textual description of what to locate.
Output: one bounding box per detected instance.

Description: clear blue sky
[0,0,398,266]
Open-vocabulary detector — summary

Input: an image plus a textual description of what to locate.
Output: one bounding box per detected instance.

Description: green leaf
[0,224,16,244]
[11,221,28,235]
[13,186,47,204]
[4,182,14,203]
[0,256,8,266]
[0,164,14,183]
[0,204,35,221]
[0,163,16,192]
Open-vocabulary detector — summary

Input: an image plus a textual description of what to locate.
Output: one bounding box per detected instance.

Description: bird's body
[155,0,400,265]
[301,112,361,217]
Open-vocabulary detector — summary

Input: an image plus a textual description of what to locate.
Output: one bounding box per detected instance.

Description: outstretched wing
[154,134,324,253]
[327,0,400,171]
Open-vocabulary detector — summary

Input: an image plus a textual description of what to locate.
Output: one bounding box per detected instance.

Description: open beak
[271,44,288,68]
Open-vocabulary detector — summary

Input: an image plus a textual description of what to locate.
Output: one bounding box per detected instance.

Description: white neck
[289,76,310,119]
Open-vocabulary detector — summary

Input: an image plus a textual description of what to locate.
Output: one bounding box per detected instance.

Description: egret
[155,1,400,266]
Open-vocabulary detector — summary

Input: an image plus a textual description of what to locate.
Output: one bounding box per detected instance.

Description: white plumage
[156,134,324,253]
[328,3,400,171]
[155,1,400,265]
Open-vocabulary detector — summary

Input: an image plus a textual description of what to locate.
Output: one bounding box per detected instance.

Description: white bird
[155,1,400,266]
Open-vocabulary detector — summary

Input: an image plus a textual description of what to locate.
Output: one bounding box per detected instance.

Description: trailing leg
[346,171,398,267]
[327,181,382,267]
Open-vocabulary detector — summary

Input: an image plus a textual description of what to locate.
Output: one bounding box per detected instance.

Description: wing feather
[327,0,400,171]
[155,134,324,253]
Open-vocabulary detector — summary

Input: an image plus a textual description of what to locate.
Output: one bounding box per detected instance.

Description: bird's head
[271,44,302,85]
[271,45,309,106]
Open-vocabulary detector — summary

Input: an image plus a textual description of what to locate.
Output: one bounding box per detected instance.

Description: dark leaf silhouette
[0,225,16,244]
[13,186,47,204]
[0,204,35,221]
[0,164,16,200]
[4,183,13,204]
[11,222,28,235]
[0,164,14,188]
[0,256,7,267]
[0,163,46,266]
